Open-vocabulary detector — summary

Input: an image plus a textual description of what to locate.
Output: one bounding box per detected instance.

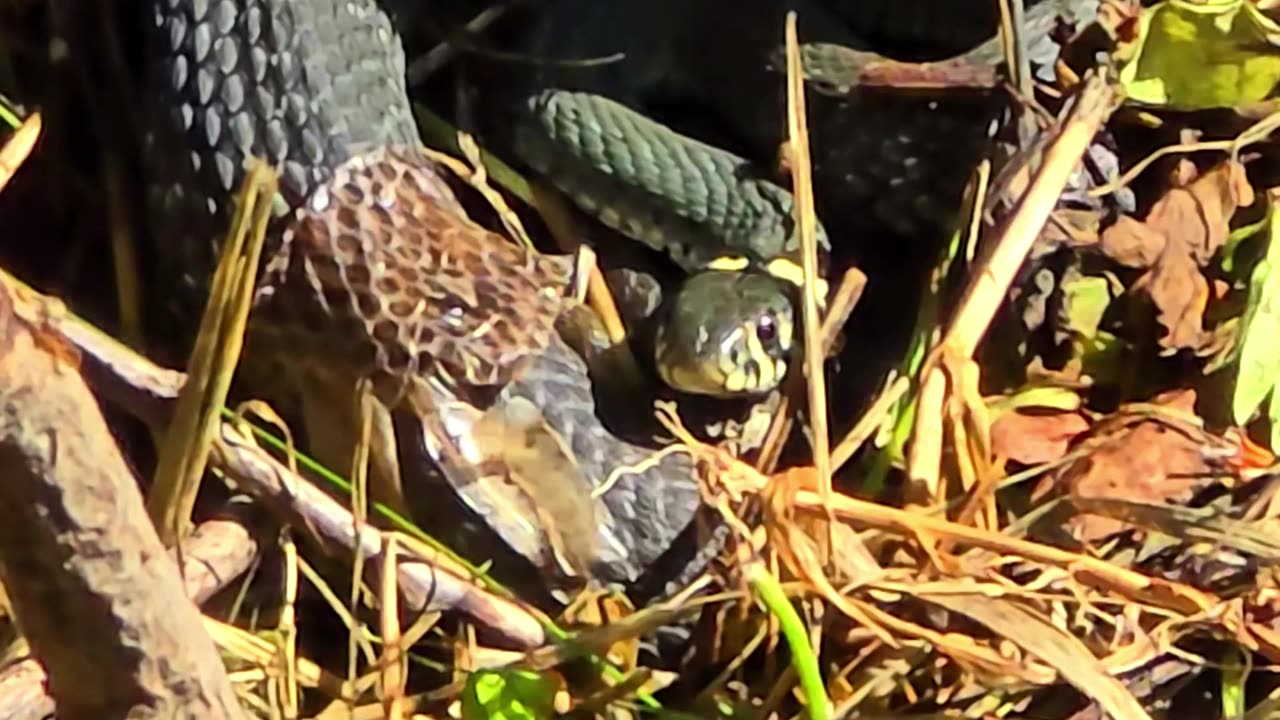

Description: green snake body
[500,0,1095,400]
[518,89,830,271]
[507,0,1095,252]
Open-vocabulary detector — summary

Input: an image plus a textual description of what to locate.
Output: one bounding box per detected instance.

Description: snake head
[654,270,795,398]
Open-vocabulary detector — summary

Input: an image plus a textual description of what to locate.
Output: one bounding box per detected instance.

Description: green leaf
[1220,646,1247,719]
[986,386,1083,418]
[1061,275,1112,339]
[1120,0,1280,109]
[1233,203,1280,432]
[1269,382,1280,454]
[1077,330,1126,382]
[748,563,831,720]
[462,669,557,720]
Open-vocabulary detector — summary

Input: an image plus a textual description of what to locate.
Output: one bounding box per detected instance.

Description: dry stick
[997,0,1035,144]
[0,505,270,720]
[906,72,1117,502]
[784,12,834,559]
[947,72,1116,356]
[0,269,549,651]
[796,486,1216,610]
[1090,107,1280,199]
[148,161,275,544]
[829,375,911,471]
[715,465,1219,614]
[405,1,521,86]
[529,184,631,346]
[906,363,949,503]
[379,536,406,720]
[0,285,245,720]
[756,267,866,474]
[223,414,547,650]
[0,112,38,194]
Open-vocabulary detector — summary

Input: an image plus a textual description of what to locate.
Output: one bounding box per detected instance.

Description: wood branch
[0,285,245,719]
[180,502,270,606]
[211,419,548,647]
[5,270,548,649]
[0,503,269,720]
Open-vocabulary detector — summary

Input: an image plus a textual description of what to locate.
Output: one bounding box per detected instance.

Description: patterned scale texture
[251,146,576,406]
[143,0,419,319]
[136,0,724,589]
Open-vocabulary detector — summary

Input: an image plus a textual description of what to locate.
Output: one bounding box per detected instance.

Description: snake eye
[756,314,778,346]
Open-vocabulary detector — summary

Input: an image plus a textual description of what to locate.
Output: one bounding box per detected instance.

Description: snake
[141,0,1090,588]
[141,0,706,590]
[488,0,1094,395]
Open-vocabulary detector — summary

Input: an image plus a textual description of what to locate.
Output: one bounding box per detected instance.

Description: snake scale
[502,0,1093,244]
[141,0,1092,589]
[142,0,702,589]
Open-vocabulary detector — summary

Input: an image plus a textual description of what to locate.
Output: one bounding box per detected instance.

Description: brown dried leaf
[1148,161,1252,264]
[990,410,1091,465]
[1132,246,1210,350]
[1099,215,1166,268]
[1055,390,1218,540]
[1043,208,1106,251]
[1099,160,1253,350]
[921,592,1153,720]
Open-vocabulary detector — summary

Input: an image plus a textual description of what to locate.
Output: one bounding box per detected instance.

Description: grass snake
[141,0,1093,589]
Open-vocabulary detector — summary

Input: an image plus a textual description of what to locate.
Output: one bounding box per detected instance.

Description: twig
[677,426,1221,616]
[997,0,1035,143]
[830,375,911,471]
[378,536,406,720]
[756,267,866,474]
[1090,108,1280,198]
[0,267,549,651]
[405,2,522,86]
[0,504,270,720]
[908,72,1117,502]
[0,283,245,719]
[0,111,38,195]
[148,161,275,544]
[784,11,834,558]
[946,71,1116,358]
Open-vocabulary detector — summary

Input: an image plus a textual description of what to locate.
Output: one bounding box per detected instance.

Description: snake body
[142,0,1095,588]
[142,0,419,305]
[518,89,830,271]
[507,0,1096,244]
[143,0,701,587]
[495,0,1096,406]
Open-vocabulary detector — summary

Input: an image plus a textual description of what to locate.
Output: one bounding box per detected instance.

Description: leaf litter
[573,4,1280,717]
[21,0,1280,718]
[210,5,1280,718]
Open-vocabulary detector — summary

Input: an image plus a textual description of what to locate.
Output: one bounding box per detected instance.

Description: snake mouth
[656,315,793,398]
[717,319,789,395]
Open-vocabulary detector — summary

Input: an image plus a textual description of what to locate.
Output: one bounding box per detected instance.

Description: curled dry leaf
[990,410,1091,465]
[1051,389,1235,540]
[1098,160,1254,351]
[1099,215,1166,268]
[1140,248,1209,350]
